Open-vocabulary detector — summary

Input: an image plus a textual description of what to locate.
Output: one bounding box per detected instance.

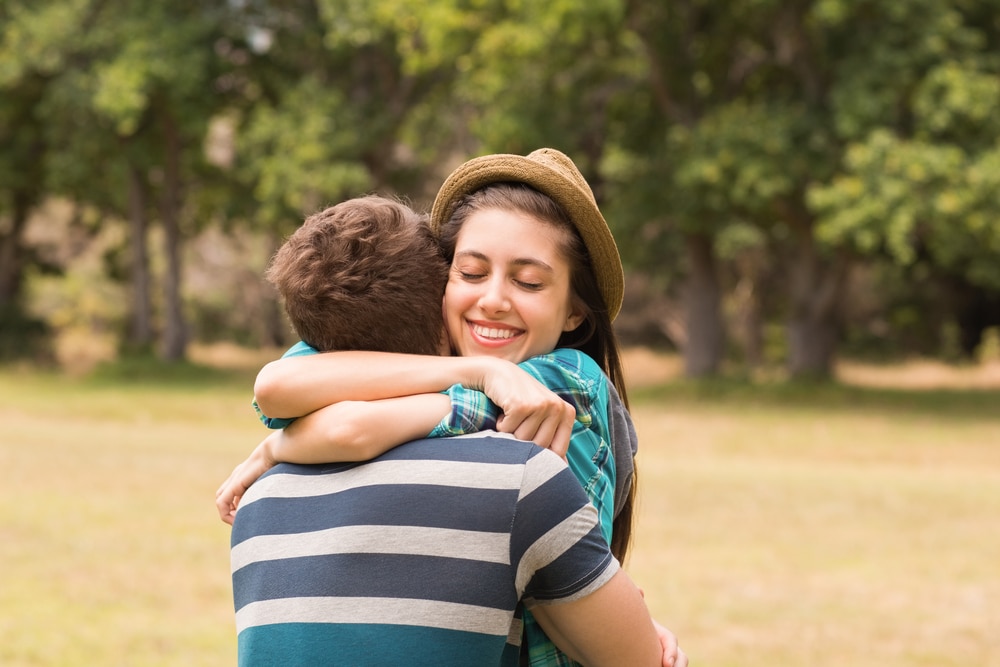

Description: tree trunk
[683,232,724,377]
[734,275,763,370]
[126,161,153,352]
[0,192,29,312]
[160,109,188,361]
[786,228,847,379]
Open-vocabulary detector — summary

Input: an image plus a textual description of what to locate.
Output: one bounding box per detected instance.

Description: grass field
[1,348,998,666]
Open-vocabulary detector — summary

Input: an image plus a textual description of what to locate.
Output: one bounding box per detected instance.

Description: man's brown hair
[266,195,448,355]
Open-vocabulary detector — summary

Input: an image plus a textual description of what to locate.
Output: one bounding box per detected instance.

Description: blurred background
[2,2,999,666]
[2,0,999,377]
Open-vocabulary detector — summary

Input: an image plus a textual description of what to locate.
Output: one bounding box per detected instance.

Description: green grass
[1,364,998,666]
[627,382,1000,667]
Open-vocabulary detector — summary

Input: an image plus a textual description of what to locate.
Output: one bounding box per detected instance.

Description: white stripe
[448,431,522,441]
[518,448,567,502]
[236,596,513,635]
[506,616,524,645]
[240,458,525,509]
[514,504,600,595]
[232,524,510,573]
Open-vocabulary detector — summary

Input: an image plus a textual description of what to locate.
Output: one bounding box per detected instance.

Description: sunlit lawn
[628,380,1000,667]
[0,353,997,666]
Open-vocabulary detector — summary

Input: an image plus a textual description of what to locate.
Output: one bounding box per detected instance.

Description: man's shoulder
[380,432,541,464]
[260,434,543,477]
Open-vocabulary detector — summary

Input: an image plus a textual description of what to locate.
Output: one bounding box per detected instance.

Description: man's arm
[527,570,662,667]
[514,448,684,667]
[216,394,450,524]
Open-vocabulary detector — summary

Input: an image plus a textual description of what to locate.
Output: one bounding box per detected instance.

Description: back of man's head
[266,195,448,355]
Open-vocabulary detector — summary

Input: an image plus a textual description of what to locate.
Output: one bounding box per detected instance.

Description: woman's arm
[279,394,451,462]
[254,351,508,418]
[217,393,451,525]
[253,351,576,440]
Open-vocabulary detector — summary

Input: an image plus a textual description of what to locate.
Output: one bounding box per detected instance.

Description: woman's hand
[653,618,688,667]
[474,358,576,457]
[215,432,280,525]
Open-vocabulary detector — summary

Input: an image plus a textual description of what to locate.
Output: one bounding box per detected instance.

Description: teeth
[473,324,517,340]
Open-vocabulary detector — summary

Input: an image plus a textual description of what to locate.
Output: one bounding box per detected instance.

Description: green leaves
[810,130,1000,288]
[913,61,1000,142]
[239,78,372,227]
[0,0,90,85]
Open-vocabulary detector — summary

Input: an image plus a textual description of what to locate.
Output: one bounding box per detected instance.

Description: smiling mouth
[471,323,522,340]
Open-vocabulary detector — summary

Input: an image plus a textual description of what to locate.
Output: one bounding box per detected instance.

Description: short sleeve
[253,341,320,430]
[427,384,500,438]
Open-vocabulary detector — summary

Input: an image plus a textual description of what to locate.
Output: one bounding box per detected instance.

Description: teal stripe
[238,622,518,666]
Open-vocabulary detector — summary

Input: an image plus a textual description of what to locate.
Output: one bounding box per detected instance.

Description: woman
[221,149,674,666]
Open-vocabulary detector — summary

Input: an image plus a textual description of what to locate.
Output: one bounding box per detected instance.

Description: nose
[478,275,510,314]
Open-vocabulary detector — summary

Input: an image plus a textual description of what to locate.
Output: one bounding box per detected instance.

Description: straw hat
[430,148,624,320]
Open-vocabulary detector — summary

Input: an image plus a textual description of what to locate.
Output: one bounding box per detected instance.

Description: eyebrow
[454,250,556,273]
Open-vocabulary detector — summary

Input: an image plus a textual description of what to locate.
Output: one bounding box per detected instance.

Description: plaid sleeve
[253,399,295,430]
[517,349,600,430]
[427,384,500,437]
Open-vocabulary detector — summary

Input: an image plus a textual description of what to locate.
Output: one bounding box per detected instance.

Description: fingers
[549,406,574,459]
[653,618,682,667]
[499,400,575,453]
[216,466,239,523]
[215,469,247,524]
[215,437,280,525]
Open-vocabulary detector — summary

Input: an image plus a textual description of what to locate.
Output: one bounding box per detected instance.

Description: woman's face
[444,208,585,363]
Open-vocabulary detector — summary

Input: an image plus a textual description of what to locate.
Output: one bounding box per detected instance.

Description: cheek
[442,284,465,322]
[444,277,477,306]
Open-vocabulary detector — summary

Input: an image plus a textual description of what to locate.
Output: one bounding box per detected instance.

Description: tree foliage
[2,0,999,374]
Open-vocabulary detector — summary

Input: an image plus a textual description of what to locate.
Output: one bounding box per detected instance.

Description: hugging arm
[254,350,577,449]
[220,369,576,525]
[253,351,531,419]
[528,570,664,667]
[216,393,450,524]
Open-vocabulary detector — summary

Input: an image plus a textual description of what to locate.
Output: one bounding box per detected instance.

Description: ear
[563,299,587,332]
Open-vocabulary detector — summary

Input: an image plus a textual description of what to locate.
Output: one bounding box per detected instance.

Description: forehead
[455,208,571,257]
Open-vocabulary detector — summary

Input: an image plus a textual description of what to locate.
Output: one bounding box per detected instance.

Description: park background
[1,1,998,665]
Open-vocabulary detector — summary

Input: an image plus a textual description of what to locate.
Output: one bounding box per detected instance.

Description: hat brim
[430,152,624,320]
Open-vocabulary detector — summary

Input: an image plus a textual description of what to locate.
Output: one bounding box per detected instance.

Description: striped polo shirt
[230,434,619,666]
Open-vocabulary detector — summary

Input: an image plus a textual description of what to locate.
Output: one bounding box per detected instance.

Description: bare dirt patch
[188,342,285,371]
[621,346,684,389]
[836,359,1000,390]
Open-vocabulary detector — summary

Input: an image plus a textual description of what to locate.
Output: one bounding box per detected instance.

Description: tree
[808,1,1000,358]
[0,1,96,358]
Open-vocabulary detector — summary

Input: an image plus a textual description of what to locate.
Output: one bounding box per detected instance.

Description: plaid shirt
[430,348,615,667]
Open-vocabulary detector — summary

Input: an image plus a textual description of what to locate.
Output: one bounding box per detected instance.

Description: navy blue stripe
[374,436,536,464]
[232,483,519,546]
[233,552,517,612]
[525,528,613,601]
[509,464,589,564]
